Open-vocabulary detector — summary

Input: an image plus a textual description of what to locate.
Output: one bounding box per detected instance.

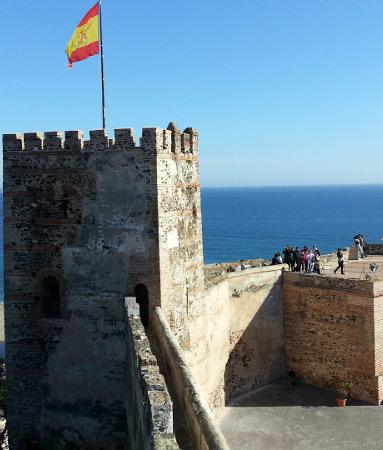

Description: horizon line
[201,182,383,189]
[0,182,382,192]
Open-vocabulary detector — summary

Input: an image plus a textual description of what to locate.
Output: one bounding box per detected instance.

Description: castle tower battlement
[3,122,204,448]
[3,125,198,155]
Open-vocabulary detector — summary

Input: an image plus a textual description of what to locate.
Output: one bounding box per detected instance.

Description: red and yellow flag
[66,2,99,68]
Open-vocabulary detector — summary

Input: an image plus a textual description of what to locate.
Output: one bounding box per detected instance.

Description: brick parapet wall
[125,298,179,450]
[283,272,381,404]
[283,270,374,294]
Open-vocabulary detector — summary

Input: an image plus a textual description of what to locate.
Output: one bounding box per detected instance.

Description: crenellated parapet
[166,122,198,155]
[3,123,198,156]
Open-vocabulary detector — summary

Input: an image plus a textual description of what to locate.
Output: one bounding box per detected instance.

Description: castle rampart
[184,264,286,417]
[4,122,383,449]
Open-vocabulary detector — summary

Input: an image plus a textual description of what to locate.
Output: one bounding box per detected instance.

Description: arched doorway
[134,284,149,326]
[40,276,61,318]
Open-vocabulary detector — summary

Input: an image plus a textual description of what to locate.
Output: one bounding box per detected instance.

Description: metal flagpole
[99,0,106,129]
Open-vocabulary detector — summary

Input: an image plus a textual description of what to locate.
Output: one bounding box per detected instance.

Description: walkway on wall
[321,255,383,279]
[219,381,383,450]
[145,327,195,450]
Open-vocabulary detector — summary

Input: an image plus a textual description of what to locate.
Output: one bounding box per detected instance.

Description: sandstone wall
[283,272,383,404]
[187,265,286,416]
[125,298,179,450]
[151,307,229,450]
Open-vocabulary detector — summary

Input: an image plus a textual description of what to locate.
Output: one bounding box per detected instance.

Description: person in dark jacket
[293,247,300,271]
[334,249,345,275]
[289,249,296,271]
[283,246,292,270]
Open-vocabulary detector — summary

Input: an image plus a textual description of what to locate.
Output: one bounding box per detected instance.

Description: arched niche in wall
[54,182,82,221]
[134,284,149,327]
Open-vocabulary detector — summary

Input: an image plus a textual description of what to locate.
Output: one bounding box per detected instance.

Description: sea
[201,185,383,264]
[0,184,383,299]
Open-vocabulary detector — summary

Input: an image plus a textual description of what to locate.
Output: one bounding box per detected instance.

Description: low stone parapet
[151,307,230,450]
[125,298,179,450]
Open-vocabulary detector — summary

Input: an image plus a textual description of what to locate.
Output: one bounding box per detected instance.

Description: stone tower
[3,124,204,449]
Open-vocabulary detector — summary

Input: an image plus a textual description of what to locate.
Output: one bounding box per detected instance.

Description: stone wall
[283,272,383,404]
[2,125,201,448]
[186,265,286,416]
[155,123,205,349]
[151,307,229,450]
[125,298,179,450]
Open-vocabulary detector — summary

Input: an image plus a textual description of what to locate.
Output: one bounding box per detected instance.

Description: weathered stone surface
[186,265,287,417]
[3,125,201,448]
[125,298,179,449]
[151,307,230,450]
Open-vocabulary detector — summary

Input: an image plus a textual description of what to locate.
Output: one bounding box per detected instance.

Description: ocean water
[1,185,383,299]
[201,185,383,264]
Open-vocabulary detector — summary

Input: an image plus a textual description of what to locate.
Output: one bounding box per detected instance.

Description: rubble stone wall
[125,298,179,450]
[155,124,205,349]
[283,272,383,404]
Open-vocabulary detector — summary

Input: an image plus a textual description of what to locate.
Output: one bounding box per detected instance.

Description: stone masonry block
[180,133,191,153]
[3,133,24,152]
[167,122,181,153]
[24,132,43,151]
[64,130,84,150]
[44,132,64,151]
[88,129,109,150]
[183,127,198,153]
[114,128,136,149]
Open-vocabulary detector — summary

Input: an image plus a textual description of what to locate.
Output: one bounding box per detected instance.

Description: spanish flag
[66,2,99,68]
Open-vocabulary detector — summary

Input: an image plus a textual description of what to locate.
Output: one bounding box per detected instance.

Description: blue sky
[1,0,383,187]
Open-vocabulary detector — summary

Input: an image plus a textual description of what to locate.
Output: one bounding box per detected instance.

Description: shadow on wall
[224,283,286,406]
[225,380,370,407]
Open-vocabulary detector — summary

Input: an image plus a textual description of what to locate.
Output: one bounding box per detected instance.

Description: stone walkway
[219,382,383,450]
[322,255,383,280]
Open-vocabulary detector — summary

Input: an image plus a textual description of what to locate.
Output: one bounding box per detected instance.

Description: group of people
[270,233,369,276]
[272,246,322,274]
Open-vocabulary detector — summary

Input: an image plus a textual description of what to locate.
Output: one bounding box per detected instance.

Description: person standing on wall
[293,247,300,272]
[334,248,345,275]
[314,250,321,274]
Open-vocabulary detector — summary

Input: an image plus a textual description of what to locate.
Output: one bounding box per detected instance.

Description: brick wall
[283,272,382,404]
